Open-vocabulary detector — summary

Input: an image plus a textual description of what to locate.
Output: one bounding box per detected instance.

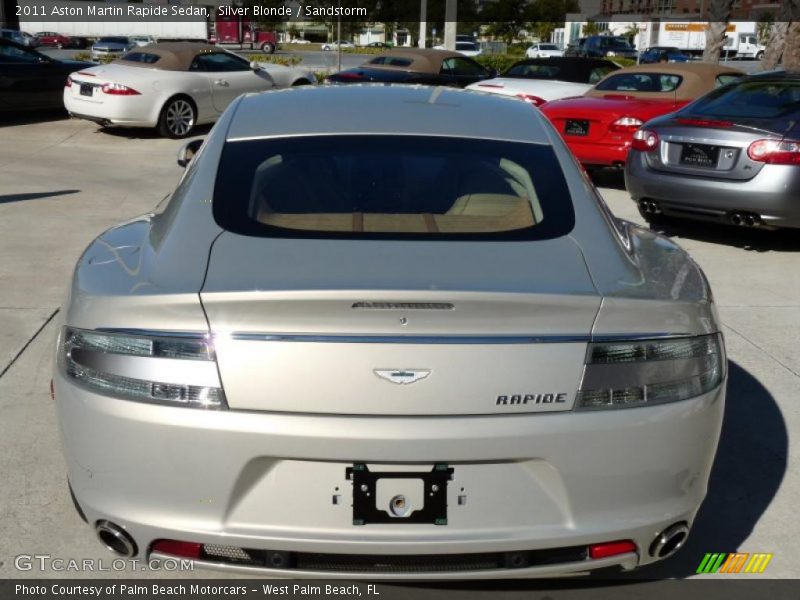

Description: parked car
[20,32,40,48]
[289,38,311,44]
[34,31,71,48]
[64,36,90,50]
[626,70,800,229]
[434,41,482,57]
[65,43,315,138]
[366,41,390,48]
[541,63,744,168]
[321,40,355,51]
[91,37,136,61]
[577,36,638,60]
[326,49,494,88]
[525,43,563,58]
[54,83,726,578]
[466,57,620,106]
[640,47,691,64]
[0,39,93,112]
[564,38,586,57]
[130,35,156,48]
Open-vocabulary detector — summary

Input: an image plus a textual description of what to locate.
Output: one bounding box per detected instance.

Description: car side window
[191,53,250,73]
[588,66,615,84]
[0,44,39,63]
[448,57,487,76]
[715,74,742,87]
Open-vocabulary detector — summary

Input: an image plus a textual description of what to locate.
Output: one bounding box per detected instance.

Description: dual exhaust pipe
[638,200,662,215]
[730,212,761,227]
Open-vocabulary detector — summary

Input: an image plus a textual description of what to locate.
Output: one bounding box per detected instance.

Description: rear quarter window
[213,136,575,241]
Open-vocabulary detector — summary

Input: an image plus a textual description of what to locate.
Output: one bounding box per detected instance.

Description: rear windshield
[504,61,617,83]
[686,80,800,119]
[213,136,574,241]
[368,56,413,67]
[596,72,682,92]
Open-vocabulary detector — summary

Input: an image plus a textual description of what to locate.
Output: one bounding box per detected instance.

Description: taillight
[631,128,659,151]
[609,117,643,133]
[747,139,800,165]
[101,82,141,95]
[59,327,225,408]
[65,75,73,88]
[576,334,725,410]
[589,540,637,560]
[151,540,203,559]
[515,93,546,107]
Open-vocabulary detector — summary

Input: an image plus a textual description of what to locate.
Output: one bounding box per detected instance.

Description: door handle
[214,79,229,87]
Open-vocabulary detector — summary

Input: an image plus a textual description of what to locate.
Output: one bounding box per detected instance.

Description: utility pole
[337,8,342,73]
[443,0,457,50]
[419,0,427,48]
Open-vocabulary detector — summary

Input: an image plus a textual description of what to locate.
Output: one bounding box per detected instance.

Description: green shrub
[613,57,637,67]
[281,43,323,52]
[475,54,520,74]
[74,51,115,64]
[245,54,303,67]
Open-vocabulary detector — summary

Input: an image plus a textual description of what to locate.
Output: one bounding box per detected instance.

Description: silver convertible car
[54,85,726,578]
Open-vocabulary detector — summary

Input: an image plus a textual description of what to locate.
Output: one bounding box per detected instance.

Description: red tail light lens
[515,94,546,107]
[747,139,800,165]
[65,75,73,88]
[101,82,141,96]
[676,117,733,128]
[589,540,637,560]
[609,117,644,133]
[151,540,202,559]
[631,128,660,152]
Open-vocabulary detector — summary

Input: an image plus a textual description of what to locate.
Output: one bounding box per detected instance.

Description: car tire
[756,51,764,60]
[157,96,196,139]
[261,42,275,54]
[56,42,63,49]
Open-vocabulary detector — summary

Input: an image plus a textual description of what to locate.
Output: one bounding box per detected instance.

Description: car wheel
[261,42,275,54]
[158,96,196,139]
[756,51,764,60]
[56,42,63,49]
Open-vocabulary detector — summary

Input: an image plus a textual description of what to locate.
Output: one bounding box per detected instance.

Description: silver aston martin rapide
[54,84,726,578]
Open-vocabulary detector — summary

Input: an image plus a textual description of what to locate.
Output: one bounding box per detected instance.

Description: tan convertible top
[585,62,744,100]
[114,42,224,71]
[359,48,465,73]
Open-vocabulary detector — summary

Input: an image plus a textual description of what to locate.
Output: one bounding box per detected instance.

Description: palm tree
[702,0,735,62]
[760,0,800,70]
[582,21,602,37]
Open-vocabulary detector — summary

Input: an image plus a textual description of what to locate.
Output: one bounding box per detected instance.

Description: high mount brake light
[576,334,725,411]
[60,327,226,409]
[676,117,733,128]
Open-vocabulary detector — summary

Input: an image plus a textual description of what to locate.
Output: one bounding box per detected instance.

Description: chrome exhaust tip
[649,522,690,559]
[95,520,137,557]
[744,214,757,227]
[730,212,744,226]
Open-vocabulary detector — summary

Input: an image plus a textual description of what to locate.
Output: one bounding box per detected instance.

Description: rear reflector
[747,138,800,165]
[151,540,202,559]
[589,540,637,560]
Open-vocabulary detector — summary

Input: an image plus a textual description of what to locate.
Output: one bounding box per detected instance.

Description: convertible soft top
[114,42,223,71]
[359,48,465,73]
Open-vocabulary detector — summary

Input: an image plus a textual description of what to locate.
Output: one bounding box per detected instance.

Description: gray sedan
[626,70,800,229]
[53,85,726,578]
[91,36,135,61]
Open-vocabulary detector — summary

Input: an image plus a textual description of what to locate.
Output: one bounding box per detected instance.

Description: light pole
[419,0,427,48]
[337,4,342,73]
[443,0,456,50]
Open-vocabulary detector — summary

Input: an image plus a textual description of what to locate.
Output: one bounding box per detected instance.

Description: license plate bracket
[680,143,720,168]
[80,83,94,97]
[347,463,453,526]
[564,119,589,136]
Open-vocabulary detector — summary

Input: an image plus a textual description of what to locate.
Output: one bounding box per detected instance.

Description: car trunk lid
[201,234,601,416]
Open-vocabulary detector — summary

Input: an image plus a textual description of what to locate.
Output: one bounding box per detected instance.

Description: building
[598,0,782,19]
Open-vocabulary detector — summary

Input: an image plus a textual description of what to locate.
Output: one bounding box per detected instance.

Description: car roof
[586,62,744,100]
[227,85,551,143]
[115,42,223,71]
[359,48,465,73]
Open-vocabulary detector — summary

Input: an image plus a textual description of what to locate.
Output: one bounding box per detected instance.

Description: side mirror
[249,60,261,71]
[177,138,204,168]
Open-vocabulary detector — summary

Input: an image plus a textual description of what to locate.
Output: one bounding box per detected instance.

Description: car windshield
[685,80,800,119]
[607,38,633,49]
[596,72,682,92]
[539,44,558,50]
[213,136,575,241]
[98,37,128,44]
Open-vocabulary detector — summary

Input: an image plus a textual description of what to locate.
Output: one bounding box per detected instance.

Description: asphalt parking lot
[0,113,798,580]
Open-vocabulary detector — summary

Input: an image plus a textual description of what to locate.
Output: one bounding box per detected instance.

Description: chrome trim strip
[228,333,690,344]
[97,328,208,339]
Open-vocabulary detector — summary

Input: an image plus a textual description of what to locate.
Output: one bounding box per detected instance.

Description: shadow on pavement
[397,361,786,589]
[99,123,213,140]
[0,110,69,126]
[650,218,800,253]
[588,168,627,191]
[0,189,80,205]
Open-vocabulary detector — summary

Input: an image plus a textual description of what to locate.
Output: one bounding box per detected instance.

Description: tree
[702,0,734,62]
[582,20,602,36]
[760,0,800,70]
[785,22,800,70]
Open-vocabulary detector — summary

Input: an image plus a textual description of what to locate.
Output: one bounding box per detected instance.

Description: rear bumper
[626,151,800,229]
[56,367,726,577]
[564,138,631,167]
[63,87,159,128]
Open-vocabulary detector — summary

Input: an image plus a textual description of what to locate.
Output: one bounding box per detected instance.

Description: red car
[34,31,71,48]
[541,63,743,169]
